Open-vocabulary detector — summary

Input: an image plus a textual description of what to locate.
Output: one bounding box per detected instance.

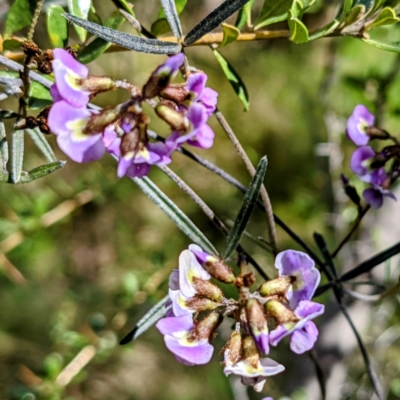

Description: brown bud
[246,299,268,333]
[259,276,293,297]
[265,300,298,324]
[186,296,220,312]
[203,259,235,283]
[80,76,116,94]
[192,277,224,302]
[161,84,189,103]
[365,126,390,140]
[38,60,53,74]
[221,330,242,365]
[21,40,41,57]
[84,106,122,134]
[191,312,221,342]
[155,104,189,131]
[242,335,259,369]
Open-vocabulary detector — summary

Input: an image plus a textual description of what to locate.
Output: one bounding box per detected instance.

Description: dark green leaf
[2,39,22,51]
[133,176,218,255]
[67,0,91,42]
[19,161,66,183]
[64,14,182,54]
[341,242,400,282]
[26,128,57,163]
[28,81,53,110]
[222,156,268,259]
[47,5,69,48]
[184,0,250,46]
[119,295,170,345]
[4,0,36,38]
[220,23,240,47]
[159,0,184,39]
[151,19,171,37]
[10,130,24,184]
[254,0,292,30]
[235,0,256,29]
[288,10,309,43]
[78,11,125,63]
[213,49,249,111]
[0,122,9,175]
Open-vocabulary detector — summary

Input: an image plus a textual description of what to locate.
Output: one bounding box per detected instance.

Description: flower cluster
[347,105,397,209]
[47,49,217,178]
[156,245,324,395]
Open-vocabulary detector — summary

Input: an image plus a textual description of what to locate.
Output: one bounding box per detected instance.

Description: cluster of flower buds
[156,245,324,394]
[347,105,398,209]
[47,49,217,177]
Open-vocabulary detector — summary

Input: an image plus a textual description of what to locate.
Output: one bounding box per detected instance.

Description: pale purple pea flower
[186,73,218,117]
[347,105,375,146]
[188,243,219,265]
[363,185,397,209]
[52,48,90,108]
[154,53,185,79]
[350,146,388,184]
[269,300,324,354]
[156,315,214,366]
[48,100,106,162]
[274,250,320,307]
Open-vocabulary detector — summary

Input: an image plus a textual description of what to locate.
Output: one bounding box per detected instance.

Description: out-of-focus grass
[1,1,400,399]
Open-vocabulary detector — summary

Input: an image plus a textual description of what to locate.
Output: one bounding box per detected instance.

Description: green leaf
[361,37,400,52]
[151,0,187,37]
[159,0,185,39]
[68,0,91,42]
[19,161,66,183]
[10,130,24,184]
[28,81,53,110]
[220,23,240,47]
[184,0,250,46]
[288,10,309,43]
[308,19,340,41]
[254,0,292,30]
[342,4,366,27]
[338,0,355,23]
[47,5,69,48]
[0,122,9,175]
[78,11,125,64]
[133,176,218,255]
[2,39,22,51]
[365,7,399,29]
[26,128,57,163]
[235,0,256,29]
[119,295,170,345]
[4,0,36,39]
[110,0,136,17]
[213,49,249,111]
[222,156,268,259]
[64,14,182,54]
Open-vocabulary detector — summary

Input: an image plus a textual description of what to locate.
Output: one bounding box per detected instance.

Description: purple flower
[363,185,397,209]
[48,100,106,162]
[246,299,270,355]
[154,53,185,79]
[350,146,375,177]
[186,73,218,117]
[52,49,90,108]
[347,105,375,146]
[188,244,219,265]
[274,250,320,308]
[156,315,214,366]
[269,300,324,354]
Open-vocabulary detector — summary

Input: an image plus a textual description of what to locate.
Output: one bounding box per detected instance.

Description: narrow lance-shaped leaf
[68,0,91,42]
[19,161,66,183]
[110,0,136,17]
[361,38,400,53]
[159,0,183,39]
[26,128,57,163]
[223,156,268,259]
[78,11,125,64]
[152,1,187,38]
[0,122,9,179]
[63,14,182,54]
[213,49,249,111]
[341,242,400,282]
[133,176,218,255]
[120,295,171,345]
[184,0,250,46]
[235,0,256,29]
[10,130,24,184]
[47,5,69,48]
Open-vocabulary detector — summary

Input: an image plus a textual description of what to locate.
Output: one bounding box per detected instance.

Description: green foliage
[67,0,92,42]
[219,23,240,47]
[10,130,24,184]
[47,5,69,48]
[151,0,187,37]
[4,0,36,38]
[235,0,256,29]
[213,49,249,111]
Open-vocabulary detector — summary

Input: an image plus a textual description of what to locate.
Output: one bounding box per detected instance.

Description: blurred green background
[2,1,400,399]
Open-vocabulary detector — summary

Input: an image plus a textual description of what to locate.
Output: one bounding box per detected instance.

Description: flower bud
[192,277,224,302]
[155,104,189,131]
[266,300,298,324]
[81,76,116,94]
[84,106,122,134]
[242,335,259,369]
[191,312,221,342]
[186,296,220,312]
[221,330,242,365]
[259,276,292,297]
[246,299,269,354]
[341,174,361,207]
[161,84,189,103]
